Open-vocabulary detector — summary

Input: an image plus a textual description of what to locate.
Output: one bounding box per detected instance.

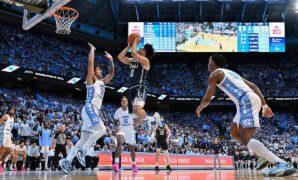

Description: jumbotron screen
[128,22,285,53]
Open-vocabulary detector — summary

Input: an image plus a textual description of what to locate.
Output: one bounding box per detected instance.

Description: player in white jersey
[60,43,114,174]
[113,96,138,172]
[0,107,15,172]
[196,54,296,177]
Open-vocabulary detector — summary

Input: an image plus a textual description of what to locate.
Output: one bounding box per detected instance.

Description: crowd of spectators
[0,22,297,97]
[0,85,297,171]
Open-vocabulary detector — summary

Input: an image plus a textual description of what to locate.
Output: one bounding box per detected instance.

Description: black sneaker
[155,166,160,171]
[166,165,172,171]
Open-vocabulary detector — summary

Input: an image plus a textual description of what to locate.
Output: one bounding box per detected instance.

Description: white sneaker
[9,166,14,171]
[86,168,91,171]
[93,167,99,171]
[27,167,30,171]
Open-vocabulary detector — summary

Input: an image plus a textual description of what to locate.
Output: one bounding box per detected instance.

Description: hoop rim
[53,7,79,19]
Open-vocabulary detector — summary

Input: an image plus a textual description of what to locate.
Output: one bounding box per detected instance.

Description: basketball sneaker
[261,162,296,177]
[166,165,172,171]
[256,157,270,170]
[0,164,4,172]
[59,159,72,174]
[132,164,138,172]
[76,147,87,167]
[155,166,160,171]
[113,162,119,172]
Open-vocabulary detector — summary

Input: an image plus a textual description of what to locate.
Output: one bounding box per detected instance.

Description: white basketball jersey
[3,115,14,135]
[216,68,253,104]
[85,80,105,111]
[114,108,134,132]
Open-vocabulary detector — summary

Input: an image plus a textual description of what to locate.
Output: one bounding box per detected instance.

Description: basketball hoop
[53,7,79,34]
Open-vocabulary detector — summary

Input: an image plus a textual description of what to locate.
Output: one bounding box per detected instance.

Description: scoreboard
[128,22,285,53]
[238,22,285,52]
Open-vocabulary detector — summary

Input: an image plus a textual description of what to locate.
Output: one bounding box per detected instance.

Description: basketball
[128,33,140,46]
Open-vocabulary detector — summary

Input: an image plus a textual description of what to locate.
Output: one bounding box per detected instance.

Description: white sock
[247,139,285,164]
[44,152,48,168]
[66,132,90,162]
[115,158,119,163]
[132,161,136,165]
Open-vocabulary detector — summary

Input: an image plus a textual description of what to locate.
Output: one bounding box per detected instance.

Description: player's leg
[113,133,124,172]
[155,147,161,171]
[9,150,16,171]
[43,146,49,170]
[21,154,26,170]
[241,93,295,176]
[80,121,106,165]
[128,144,138,172]
[163,148,172,171]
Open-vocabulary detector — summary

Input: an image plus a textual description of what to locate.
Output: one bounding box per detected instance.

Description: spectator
[26,141,40,170]
[53,125,67,170]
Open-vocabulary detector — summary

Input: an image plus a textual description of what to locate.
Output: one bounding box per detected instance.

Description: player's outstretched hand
[262,105,274,118]
[134,35,141,45]
[196,105,203,117]
[88,43,96,50]
[104,51,113,61]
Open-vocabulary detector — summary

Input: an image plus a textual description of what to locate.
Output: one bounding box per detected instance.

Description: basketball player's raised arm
[86,43,96,86]
[102,51,114,85]
[118,45,133,65]
[243,78,274,118]
[0,114,8,125]
[131,37,150,70]
[196,72,219,117]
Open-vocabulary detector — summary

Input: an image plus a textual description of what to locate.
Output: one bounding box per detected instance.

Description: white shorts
[133,97,145,108]
[233,92,261,128]
[117,130,136,146]
[40,146,50,153]
[1,134,14,148]
[82,105,105,134]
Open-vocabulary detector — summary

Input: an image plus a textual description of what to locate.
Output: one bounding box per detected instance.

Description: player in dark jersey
[152,114,172,171]
[118,36,155,125]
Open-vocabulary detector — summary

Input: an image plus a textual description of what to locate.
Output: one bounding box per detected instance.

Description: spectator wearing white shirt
[26,141,40,170]
[19,119,30,142]
[10,140,26,171]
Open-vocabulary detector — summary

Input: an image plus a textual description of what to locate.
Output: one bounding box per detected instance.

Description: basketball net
[53,7,79,34]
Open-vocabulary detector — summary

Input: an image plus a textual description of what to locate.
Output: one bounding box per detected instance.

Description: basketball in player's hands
[128,33,141,46]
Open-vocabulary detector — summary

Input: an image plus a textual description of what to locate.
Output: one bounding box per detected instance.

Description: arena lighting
[158,94,167,100]
[117,87,128,93]
[67,77,81,84]
[1,65,20,72]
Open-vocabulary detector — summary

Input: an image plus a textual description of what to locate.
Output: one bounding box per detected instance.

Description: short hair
[144,43,155,59]
[19,140,25,144]
[121,96,128,100]
[210,54,227,68]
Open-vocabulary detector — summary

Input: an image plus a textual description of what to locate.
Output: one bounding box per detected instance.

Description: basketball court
[0,170,297,180]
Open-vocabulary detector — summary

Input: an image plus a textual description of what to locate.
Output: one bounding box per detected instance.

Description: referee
[211,138,222,170]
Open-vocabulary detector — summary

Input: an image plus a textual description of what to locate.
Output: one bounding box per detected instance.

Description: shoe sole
[277,168,297,177]
[59,160,70,174]
[256,161,270,170]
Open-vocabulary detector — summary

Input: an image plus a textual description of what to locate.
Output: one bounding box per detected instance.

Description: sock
[44,152,48,168]
[115,158,119,163]
[132,161,136,165]
[247,139,286,164]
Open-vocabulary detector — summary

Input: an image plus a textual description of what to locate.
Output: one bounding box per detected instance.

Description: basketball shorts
[127,85,147,112]
[82,104,105,134]
[0,134,14,148]
[233,92,262,128]
[117,130,136,146]
[40,146,50,153]
[156,140,168,151]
